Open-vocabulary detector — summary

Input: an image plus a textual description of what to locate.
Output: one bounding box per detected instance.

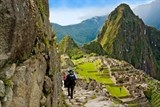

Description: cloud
[49,6,113,25]
[49,0,155,25]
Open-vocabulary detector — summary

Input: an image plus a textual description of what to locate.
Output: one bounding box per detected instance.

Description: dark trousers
[67,86,74,99]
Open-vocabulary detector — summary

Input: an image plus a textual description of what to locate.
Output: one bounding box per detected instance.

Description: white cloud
[49,0,155,25]
[49,7,113,25]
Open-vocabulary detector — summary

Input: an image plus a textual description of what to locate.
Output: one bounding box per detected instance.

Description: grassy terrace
[75,62,114,84]
[73,58,130,98]
[106,85,129,97]
[151,92,160,107]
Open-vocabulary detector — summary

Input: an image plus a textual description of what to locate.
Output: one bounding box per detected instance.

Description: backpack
[66,73,76,87]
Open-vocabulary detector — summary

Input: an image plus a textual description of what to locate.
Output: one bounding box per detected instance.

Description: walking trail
[62,85,125,107]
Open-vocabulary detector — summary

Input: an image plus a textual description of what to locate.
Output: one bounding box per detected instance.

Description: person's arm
[66,75,68,80]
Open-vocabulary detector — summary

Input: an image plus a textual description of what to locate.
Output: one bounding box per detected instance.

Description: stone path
[62,86,125,107]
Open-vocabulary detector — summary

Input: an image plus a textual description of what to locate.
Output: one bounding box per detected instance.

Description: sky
[49,0,154,25]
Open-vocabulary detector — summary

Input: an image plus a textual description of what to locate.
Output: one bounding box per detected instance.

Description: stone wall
[0,0,63,107]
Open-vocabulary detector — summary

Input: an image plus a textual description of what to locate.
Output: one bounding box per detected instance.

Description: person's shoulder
[67,74,70,77]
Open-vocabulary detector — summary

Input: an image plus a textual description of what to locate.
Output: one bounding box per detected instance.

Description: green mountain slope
[58,35,83,59]
[52,16,107,45]
[97,3,160,79]
[82,41,106,55]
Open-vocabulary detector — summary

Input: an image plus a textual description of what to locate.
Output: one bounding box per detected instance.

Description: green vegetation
[151,92,160,107]
[37,0,48,19]
[106,85,129,97]
[82,41,106,55]
[75,61,113,84]
[147,27,160,79]
[4,79,13,87]
[44,37,50,48]
[144,78,160,107]
[144,88,160,107]
[68,48,83,59]
[74,58,130,98]
[58,35,84,59]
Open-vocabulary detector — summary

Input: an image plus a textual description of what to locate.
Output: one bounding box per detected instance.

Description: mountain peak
[97,3,160,79]
[109,3,135,20]
[117,3,133,12]
[59,35,78,49]
[117,3,130,9]
[97,4,138,48]
[58,35,84,59]
[58,35,79,54]
[63,35,73,41]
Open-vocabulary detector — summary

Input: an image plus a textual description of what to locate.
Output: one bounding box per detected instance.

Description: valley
[61,55,160,107]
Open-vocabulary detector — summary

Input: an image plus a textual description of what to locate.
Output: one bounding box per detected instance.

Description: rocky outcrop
[0,0,63,107]
[97,4,160,79]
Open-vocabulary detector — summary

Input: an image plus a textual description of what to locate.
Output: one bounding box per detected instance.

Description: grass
[73,58,130,98]
[72,58,85,64]
[106,85,130,97]
[151,92,160,107]
[75,62,114,84]
[128,103,138,107]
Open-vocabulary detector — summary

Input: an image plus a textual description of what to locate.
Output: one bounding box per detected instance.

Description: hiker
[120,87,122,93]
[66,69,77,99]
[62,72,67,88]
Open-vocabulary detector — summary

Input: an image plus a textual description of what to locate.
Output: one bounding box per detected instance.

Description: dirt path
[62,86,125,107]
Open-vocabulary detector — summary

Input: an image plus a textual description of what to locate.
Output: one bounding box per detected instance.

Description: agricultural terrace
[72,57,130,98]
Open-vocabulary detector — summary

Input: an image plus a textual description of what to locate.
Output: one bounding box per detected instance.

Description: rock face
[0,0,63,107]
[97,4,160,79]
[10,55,46,107]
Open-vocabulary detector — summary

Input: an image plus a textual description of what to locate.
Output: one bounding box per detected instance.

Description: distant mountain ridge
[52,16,107,45]
[134,0,160,29]
[52,0,160,46]
[57,3,160,79]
